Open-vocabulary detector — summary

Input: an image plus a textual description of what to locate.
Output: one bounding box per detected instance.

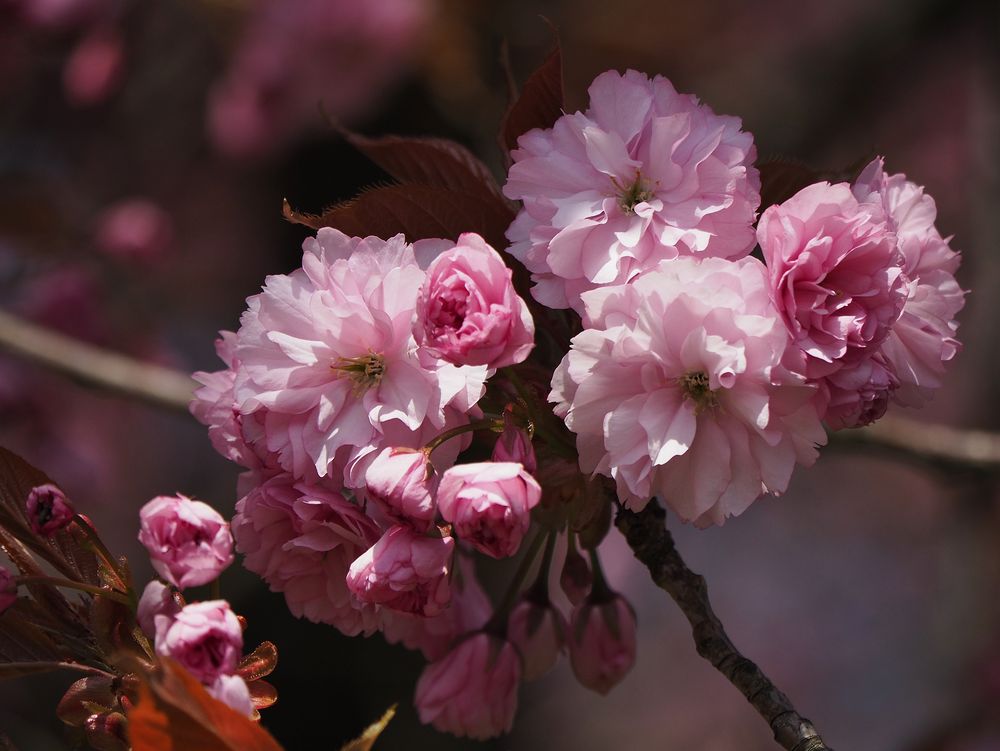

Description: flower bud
[0,565,17,615]
[84,710,128,751]
[26,483,75,536]
[491,418,537,474]
[415,632,521,739]
[507,598,567,681]
[568,594,637,695]
[136,580,179,639]
[207,674,255,717]
[364,447,436,531]
[346,526,453,617]
[138,494,234,589]
[154,600,243,684]
[437,462,541,559]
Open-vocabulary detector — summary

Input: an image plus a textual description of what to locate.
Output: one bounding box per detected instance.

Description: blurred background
[0,0,998,748]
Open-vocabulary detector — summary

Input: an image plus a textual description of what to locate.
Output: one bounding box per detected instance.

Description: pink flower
[137,580,180,639]
[436,462,541,559]
[232,473,381,636]
[568,594,636,695]
[206,674,254,718]
[853,158,965,406]
[491,416,537,474]
[507,598,567,681]
[551,256,826,526]
[0,565,16,615]
[823,354,898,430]
[138,494,234,589]
[154,600,243,684]
[414,632,520,740]
[504,69,760,312]
[414,233,534,368]
[26,483,75,535]
[94,198,174,264]
[364,447,436,531]
[346,525,454,617]
[233,228,485,482]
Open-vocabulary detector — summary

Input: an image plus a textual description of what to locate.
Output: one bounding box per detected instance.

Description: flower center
[331,351,385,395]
[677,371,718,413]
[614,172,655,213]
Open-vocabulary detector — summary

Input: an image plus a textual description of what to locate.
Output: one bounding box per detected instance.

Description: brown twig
[615,500,833,751]
[0,309,195,413]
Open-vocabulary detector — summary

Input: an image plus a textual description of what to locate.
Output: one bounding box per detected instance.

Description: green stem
[528,531,558,601]
[587,548,613,601]
[210,578,221,601]
[502,368,577,459]
[486,530,548,633]
[15,575,131,606]
[423,418,503,455]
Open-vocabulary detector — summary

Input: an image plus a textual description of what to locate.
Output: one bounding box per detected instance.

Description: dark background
[1,0,998,748]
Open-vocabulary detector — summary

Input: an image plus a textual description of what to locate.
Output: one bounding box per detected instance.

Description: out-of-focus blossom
[490,415,537,474]
[13,0,109,29]
[504,69,760,312]
[364,447,436,531]
[568,594,636,695]
[63,27,123,106]
[207,674,255,718]
[346,525,453,617]
[138,494,234,589]
[414,632,520,740]
[137,580,179,639]
[207,0,432,158]
[232,472,380,635]
[436,462,541,559]
[507,597,567,681]
[414,233,535,369]
[0,565,16,614]
[154,600,243,685]
[94,198,174,264]
[852,158,965,406]
[551,256,825,526]
[25,483,75,536]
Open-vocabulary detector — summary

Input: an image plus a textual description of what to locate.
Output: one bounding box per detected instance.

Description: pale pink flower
[0,565,16,615]
[232,472,380,635]
[507,598,567,681]
[504,69,760,312]
[137,580,179,639]
[233,228,485,482]
[436,462,541,559]
[853,158,965,406]
[138,495,234,589]
[154,600,242,684]
[364,447,436,531]
[491,416,537,474]
[346,525,453,617]
[414,233,534,368]
[26,483,75,536]
[551,256,826,526]
[568,594,636,695]
[206,674,254,718]
[414,632,520,740]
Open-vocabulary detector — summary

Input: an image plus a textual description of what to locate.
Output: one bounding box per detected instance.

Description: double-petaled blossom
[232,472,381,635]
[568,594,637,695]
[507,597,567,681]
[437,462,542,559]
[551,256,826,526]
[26,483,75,536]
[852,158,965,407]
[207,674,255,718]
[414,233,535,369]
[137,580,180,639]
[232,229,486,483]
[346,525,454,617]
[504,69,760,312]
[138,495,234,589]
[364,447,437,531]
[154,600,243,685]
[414,633,521,740]
[0,565,16,615]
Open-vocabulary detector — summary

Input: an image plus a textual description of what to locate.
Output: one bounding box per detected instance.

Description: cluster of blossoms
[192,68,964,738]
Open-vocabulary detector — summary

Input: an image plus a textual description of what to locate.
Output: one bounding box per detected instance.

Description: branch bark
[615,500,833,751]
[0,309,195,413]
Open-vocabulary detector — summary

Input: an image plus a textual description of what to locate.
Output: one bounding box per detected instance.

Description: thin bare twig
[616,500,833,751]
[0,309,195,413]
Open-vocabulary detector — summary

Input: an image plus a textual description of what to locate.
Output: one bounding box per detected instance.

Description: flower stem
[15,575,131,606]
[528,530,558,601]
[486,530,548,633]
[423,418,503,455]
[588,548,613,601]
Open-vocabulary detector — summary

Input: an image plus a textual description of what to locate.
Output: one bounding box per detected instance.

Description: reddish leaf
[57,675,117,726]
[237,641,278,682]
[128,659,284,751]
[500,42,564,155]
[248,679,277,711]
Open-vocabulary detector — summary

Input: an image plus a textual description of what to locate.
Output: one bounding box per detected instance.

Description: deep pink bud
[437,462,541,559]
[0,565,17,615]
[415,632,521,740]
[137,580,179,639]
[138,494,234,589]
[568,594,637,695]
[346,526,454,617]
[26,483,75,536]
[414,233,535,369]
[207,674,254,717]
[154,600,243,684]
[364,447,437,531]
[491,418,537,474]
[507,598,567,681]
